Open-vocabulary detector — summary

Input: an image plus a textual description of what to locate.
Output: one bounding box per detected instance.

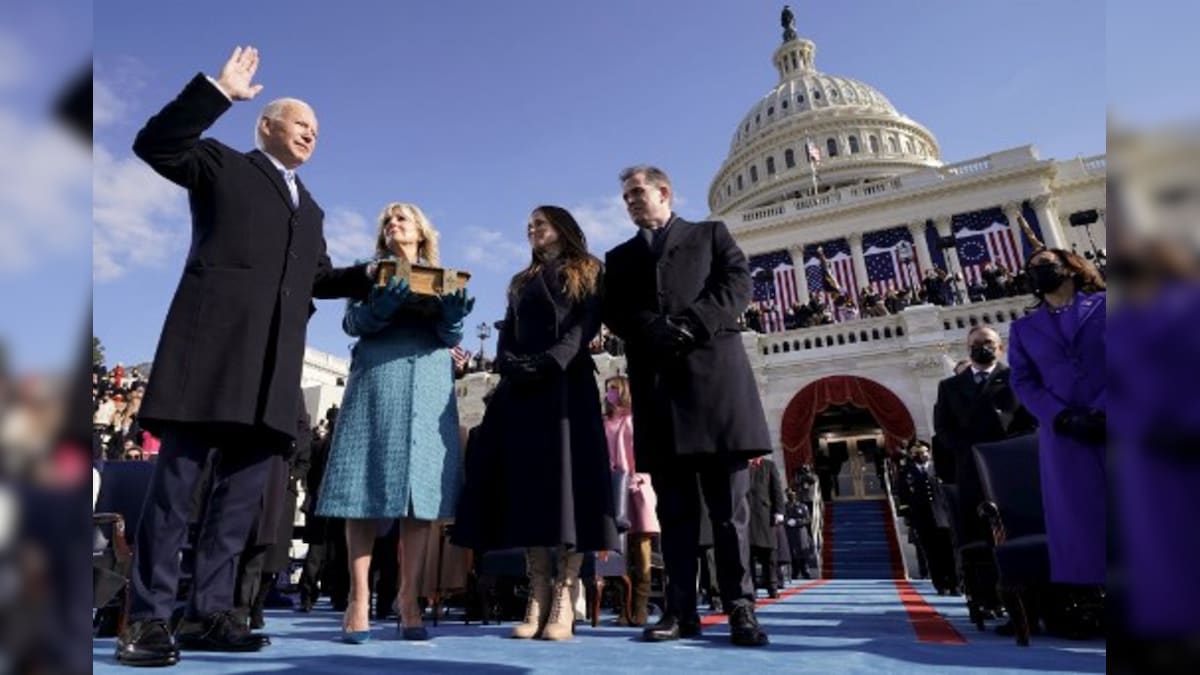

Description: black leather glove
[1053,408,1106,446]
[644,315,696,353]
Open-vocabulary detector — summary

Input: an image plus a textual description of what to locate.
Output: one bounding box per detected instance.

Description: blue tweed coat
[316,284,464,520]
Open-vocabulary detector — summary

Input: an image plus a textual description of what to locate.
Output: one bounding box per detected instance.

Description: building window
[826,138,839,157]
[848,136,860,154]
[797,94,805,103]
[767,106,774,116]
[766,156,776,175]
[888,136,898,153]
[814,90,822,99]
[785,148,796,168]
[905,139,914,154]
[750,165,759,183]
[737,174,743,190]
[726,184,731,196]
[755,114,760,125]
[791,53,798,70]
[869,135,879,154]
[782,99,788,110]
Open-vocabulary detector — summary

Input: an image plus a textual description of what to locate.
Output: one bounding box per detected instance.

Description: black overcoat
[603,216,771,472]
[453,259,619,553]
[748,458,786,548]
[133,74,371,441]
[933,365,1037,538]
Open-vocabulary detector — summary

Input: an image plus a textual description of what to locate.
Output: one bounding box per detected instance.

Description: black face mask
[970,344,997,366]
[1029,264,1067,294]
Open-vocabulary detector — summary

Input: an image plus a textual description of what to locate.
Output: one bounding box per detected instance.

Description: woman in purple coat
[1007,248,1106,586]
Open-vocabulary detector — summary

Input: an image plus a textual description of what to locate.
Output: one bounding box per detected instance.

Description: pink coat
[604,413,660,535]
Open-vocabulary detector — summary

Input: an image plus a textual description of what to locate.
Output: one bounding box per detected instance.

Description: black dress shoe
[767,587,779,600]
[177,610,269,652]
[642,615,702,642]
[729,604,769,647]
[709,597,724,614]
[116,619,180,667]
[298,596,314,613]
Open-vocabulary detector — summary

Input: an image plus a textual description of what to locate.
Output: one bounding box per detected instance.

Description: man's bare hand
[215,46,264,101]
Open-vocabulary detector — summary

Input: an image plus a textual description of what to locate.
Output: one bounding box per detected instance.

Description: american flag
[953,207,1022,284]
[863,226,923,294]
[749,249,799,333]
[803,239,858,308]
[451,345,472,370]
[805,140,822,165]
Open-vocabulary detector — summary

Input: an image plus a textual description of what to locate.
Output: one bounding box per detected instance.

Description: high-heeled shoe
[341,601,371,644]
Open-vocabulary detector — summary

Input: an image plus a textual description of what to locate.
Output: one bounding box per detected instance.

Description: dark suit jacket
[134,74,371,441]
[933,364,1037,539]
[898,463,951,530]
[603,215,770,471]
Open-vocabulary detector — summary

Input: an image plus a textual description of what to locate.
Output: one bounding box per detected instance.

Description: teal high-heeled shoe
[341,629,371,644]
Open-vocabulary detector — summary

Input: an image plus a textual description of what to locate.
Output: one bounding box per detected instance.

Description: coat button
[282,287,291,297]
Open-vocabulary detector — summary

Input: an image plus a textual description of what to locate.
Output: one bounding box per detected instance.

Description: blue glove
[440,288,475,324]
[369,276,411,320]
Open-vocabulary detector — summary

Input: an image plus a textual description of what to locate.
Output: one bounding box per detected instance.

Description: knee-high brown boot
[629,535,652,626]
[541,548,583,641]
[511,548,553,639]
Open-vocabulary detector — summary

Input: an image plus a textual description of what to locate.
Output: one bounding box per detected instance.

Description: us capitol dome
[710,24,941,215]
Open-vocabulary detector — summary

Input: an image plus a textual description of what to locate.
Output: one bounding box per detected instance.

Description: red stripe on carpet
[894,579,967,644]
[879,500,907,579]
[699,579,828,626]
[821,502,834,579]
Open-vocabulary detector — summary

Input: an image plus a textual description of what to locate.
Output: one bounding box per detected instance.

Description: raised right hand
[215,46,265,101]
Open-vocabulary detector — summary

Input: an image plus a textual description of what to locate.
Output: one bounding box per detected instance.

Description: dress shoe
[116,619,180,667]
[250,609,265,630]
[298,596,314,613]
[642,614,702,642]
[767,587,779,600]
[708,597,724,614]
[729,604,769,647]
[177,610,269,652]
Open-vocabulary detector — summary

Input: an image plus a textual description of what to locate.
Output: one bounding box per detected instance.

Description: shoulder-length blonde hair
[603,375,631,417]
[375,202,440,265]
[508,205,600,303]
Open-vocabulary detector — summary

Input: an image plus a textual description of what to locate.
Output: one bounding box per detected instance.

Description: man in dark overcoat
[116,47,374,667]
[897,443,957,594]
[934,326,1037,544]
[603,165,772,647]
[748,457,786,598]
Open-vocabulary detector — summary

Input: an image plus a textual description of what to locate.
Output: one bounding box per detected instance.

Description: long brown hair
[508,205,601,303]
[1026,247,1105,306]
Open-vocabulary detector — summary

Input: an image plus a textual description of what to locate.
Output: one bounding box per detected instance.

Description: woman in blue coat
[1007,247,1106,586]
[316,202,474,642]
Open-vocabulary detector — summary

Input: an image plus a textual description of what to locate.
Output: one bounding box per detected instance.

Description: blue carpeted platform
[92,580,1105,674]
[829,501,896,579]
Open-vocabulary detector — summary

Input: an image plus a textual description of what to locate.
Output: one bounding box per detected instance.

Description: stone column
[847,232,870,298]
[789,244,810,304]
[934,214,970,304]
[1002,201,1028,266]
[907,219,934,280]
[1031,193,1067,250]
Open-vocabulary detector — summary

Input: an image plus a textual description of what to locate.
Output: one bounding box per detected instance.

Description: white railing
[742,204,787,222]
[937,295,1033,333]
[941,158,991,177]
[754,296,1035,359]
[757,313,906,357]
[1082,155,1106,173]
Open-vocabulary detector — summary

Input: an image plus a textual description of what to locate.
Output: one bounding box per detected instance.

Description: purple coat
[1008,291,1106,585]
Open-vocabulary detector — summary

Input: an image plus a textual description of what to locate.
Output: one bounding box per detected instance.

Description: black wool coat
[603,216,771,472]
[133,74,371,442]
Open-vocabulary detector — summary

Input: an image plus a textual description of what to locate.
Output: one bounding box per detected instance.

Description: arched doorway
[780,375,916,499]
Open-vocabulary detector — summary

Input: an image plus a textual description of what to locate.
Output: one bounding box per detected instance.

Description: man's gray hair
[618,164,672,189]
[254,97,311,150]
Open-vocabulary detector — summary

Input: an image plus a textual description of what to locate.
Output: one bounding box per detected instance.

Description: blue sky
[81,0,1116,367]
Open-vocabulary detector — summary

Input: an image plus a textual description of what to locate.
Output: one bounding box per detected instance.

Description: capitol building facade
[301,22,1105,489]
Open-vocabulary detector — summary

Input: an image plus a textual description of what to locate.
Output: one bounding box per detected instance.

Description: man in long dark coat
[604,165,772,647]
[116,47,373,667]
[897,443,957,594]
[934,326,1037,544]
[748,457,786,598]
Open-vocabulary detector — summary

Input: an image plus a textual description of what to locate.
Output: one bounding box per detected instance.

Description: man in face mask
[933,326,1038,559]
[897,442,956,594]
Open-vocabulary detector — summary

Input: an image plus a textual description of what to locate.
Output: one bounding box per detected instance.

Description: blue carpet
[829,501,896,579]
[92,580,1105,674]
